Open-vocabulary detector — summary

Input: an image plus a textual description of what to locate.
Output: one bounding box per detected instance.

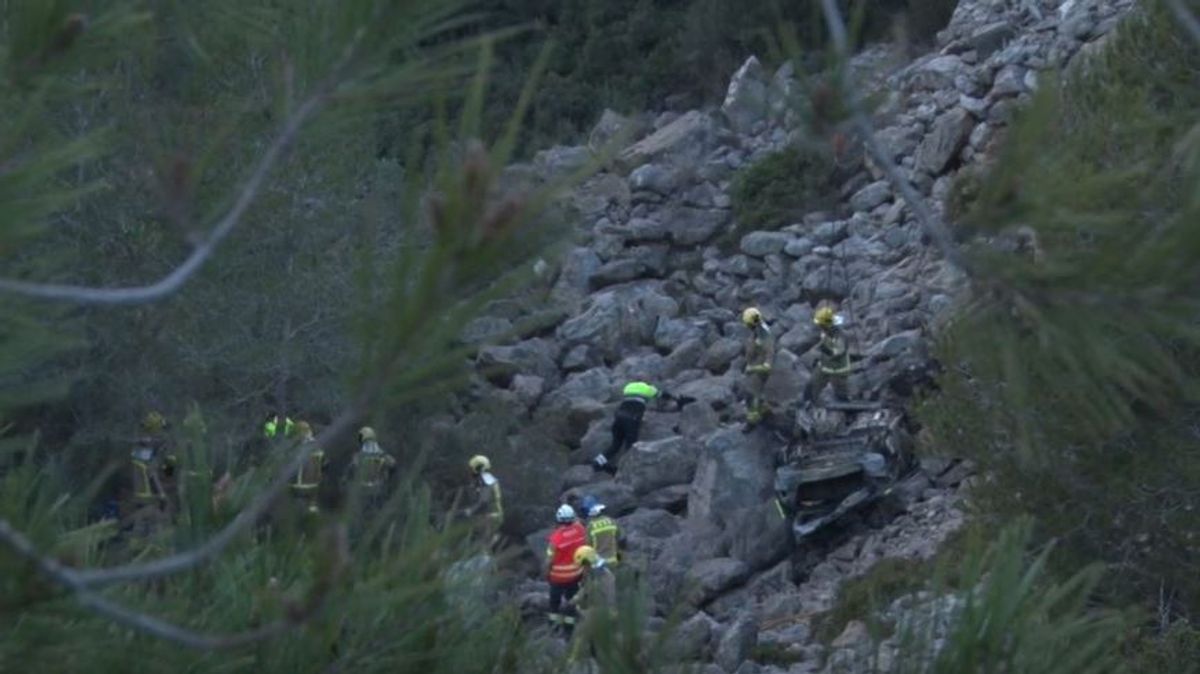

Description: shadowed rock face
[456,0,1135,667]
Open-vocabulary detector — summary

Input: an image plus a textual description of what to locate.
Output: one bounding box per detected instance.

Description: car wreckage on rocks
[772,400,917,540]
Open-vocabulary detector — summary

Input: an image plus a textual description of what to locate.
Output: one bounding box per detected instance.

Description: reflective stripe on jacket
[587,516,620,565]
[477,472,504,522]
[264,417,295,439]
[818,330,851,374]
[292,448,324,491]
[547,522,587,585]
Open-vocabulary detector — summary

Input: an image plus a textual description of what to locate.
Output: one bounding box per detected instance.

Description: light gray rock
[784,236,815,258]
[703,337,743,373]
[689,427,776,525]
[990,65,1026,97]
[725,500,794,573]
[588,108,648,153]
[461,316,514,345]
[618,435,700,495]
[655,318,707,353]
[723,56,770,134]
[476,339,559,388]
[716,616,759,673]
[675,376,738,411]
[640,484,691,513]
[914,108,974,175]
[684,557,751,606]
[969,21,1015,59]
[668,612,719,660]
[665,205,732,246]
[741,231,792,257]
[617,110,721,173]
[849,181,891,212]
[631,163,680,195]
[563,481,637,517]
[533,145,592,176]
[874,126,921,163]
[511,374,545,408]
[811,221,849,246]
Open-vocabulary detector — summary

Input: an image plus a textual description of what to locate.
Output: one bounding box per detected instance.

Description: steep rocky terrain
[446,0,1136,671]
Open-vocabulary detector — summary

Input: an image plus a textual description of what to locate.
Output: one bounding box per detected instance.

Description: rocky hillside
[443,0,1136,671]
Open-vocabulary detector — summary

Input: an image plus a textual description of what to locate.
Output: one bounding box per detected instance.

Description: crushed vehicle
[773,401,917,539]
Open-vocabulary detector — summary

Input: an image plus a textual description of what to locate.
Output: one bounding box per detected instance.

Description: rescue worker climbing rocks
[351,426,396,497]
[289,420,325,514]
[546,503,587,637]
[466,454,504,546]
[741,307,776,427]
[593,381,680,475]
[806,306,852,404]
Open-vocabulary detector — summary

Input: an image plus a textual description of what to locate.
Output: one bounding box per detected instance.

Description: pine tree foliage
[919,0,1200,616]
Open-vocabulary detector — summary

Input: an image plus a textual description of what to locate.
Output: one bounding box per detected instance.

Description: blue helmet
[581,495,598,514]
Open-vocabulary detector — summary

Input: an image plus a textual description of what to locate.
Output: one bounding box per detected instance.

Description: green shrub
[729,144,838,237]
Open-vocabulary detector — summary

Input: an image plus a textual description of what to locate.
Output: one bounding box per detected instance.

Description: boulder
[588,108,648,153]
[476,339,559,388]
[533,145,592,177]
[675,376,738,411]
[655,318,708,352]
[914,108,974,175]
[716,615,759,673]
[849,181,891,212]
[664,205,732,246]
[990,65,1026,98]
[722,56,770,133]
[689,428,776,526]
[668,612,719,661]
[557,294,624,356]
[511,374,545,408]
[703,338,743,373]
[724,501,794,573]
[617,111,721,173]
[762,349,808,412]
[561,464,600,491]
[740,231,792,257]
[640,484,692,513]
[649,521,726,608]
[665,338,708,379]
[630,163,680,195]
[461,316,514,345]
[684,558,751,606]
[617,435,700,495]
[969,21,1015,58]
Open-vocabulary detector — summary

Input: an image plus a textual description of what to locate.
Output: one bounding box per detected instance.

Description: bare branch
[1164,0,1200,46]
[817,0,971,276]
[73,406,362,588]
[0,93,325,305]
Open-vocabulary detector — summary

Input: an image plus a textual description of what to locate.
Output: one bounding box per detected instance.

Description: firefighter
[546,504,587,637]
[289,420,325,514]
[806,306,852,404]
[741,307,776,426]
[466,454,504,546]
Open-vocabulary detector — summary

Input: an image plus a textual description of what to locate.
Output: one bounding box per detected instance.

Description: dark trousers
[548,580,580,636]
[603,411,642,463]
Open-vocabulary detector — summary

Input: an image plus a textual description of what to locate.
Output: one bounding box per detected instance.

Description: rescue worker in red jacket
[545,503,588,637]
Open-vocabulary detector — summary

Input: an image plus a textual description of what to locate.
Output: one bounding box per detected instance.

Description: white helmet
[588,503,606,518]
[555,504,577,523]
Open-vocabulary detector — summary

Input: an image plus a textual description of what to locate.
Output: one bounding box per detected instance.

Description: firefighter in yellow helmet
[465,455,504,546]
[289,420,326,514]
[806,306,852,404]
[741,307,776,426]
[351,426,396,491]
[567,545,618,663]
[126,411,176,540]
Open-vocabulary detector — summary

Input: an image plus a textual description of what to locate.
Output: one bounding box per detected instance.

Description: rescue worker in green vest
[466,454,504,546]
[289,420,325,514]
[262,413,296,440]
[127,411,176,541]
[805,306,852,404]
[593,381,680,475]
[582,498,621,568]
[352,426,396,490]
[741,307,776,426]
[567,545,618,663]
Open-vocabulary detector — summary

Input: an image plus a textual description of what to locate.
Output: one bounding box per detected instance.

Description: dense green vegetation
[919,2,1200,665]
[729,143,841,235]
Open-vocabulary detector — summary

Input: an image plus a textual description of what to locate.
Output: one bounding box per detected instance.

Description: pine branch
[0,31,365,306]
[817,0,971,276]
[0,519,336,649]
[1164,0,1200,46]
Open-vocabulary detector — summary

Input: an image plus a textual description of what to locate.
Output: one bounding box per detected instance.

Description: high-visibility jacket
[292,447,324,492]
[475,472,504,523]
[353,442,395,488]
[817,329,851,374]
[546,522,587,585]
[745,324,775,371]
[263,416,295,439]
[587,516,620,566]
[131,445,164,501]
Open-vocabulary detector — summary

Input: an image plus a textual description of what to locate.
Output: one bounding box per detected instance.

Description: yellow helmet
[814,306,836,328]
[358,426,376,443]
[468,455,491,473]
[574,545,599,567]
[741,307,763,327]
[142,411,166,433]
[295,420,313,439]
